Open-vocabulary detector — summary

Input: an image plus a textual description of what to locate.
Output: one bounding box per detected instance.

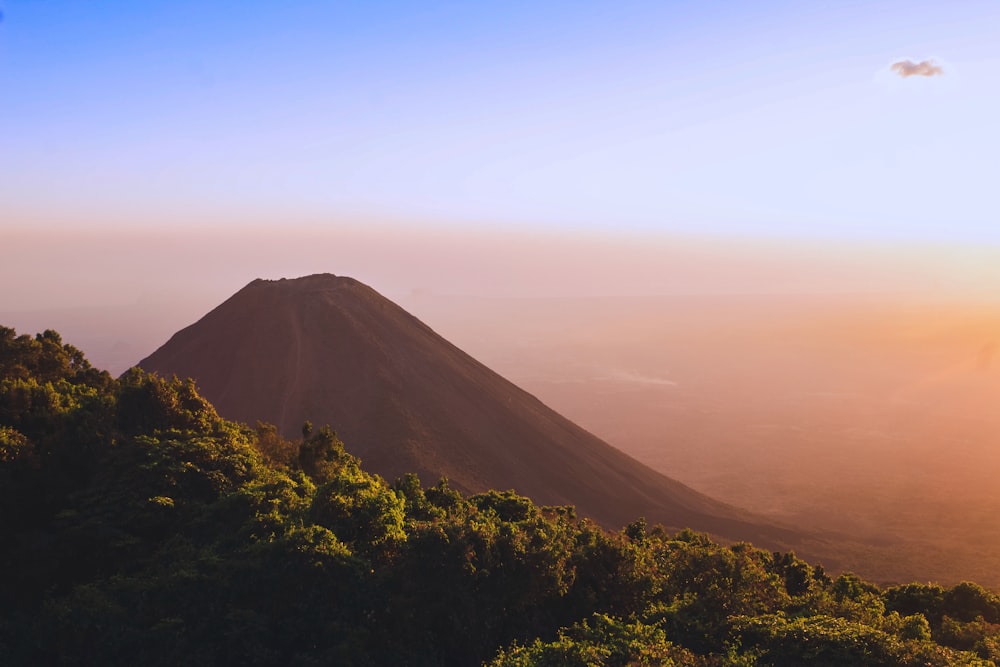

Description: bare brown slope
[138,274,802,546]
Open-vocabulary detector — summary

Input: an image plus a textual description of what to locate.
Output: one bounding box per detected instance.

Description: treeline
[2,325,1000,666]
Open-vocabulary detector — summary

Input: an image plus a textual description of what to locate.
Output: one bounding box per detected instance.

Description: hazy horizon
[7,222,1000,309]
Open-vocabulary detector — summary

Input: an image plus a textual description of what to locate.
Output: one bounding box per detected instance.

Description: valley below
[404,292,1000,588]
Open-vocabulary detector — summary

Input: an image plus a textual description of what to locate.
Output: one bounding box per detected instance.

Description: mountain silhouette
[138,274,803,546]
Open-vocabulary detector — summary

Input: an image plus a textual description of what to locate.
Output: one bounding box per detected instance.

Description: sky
[2,0,1000,313]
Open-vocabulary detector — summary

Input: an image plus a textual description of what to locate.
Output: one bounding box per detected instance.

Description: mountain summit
[139,274,798,544]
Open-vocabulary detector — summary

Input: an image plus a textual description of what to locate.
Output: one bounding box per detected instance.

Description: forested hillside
[3,325,1000,666]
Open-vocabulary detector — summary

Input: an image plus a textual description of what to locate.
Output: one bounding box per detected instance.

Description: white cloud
[891,59,943,78]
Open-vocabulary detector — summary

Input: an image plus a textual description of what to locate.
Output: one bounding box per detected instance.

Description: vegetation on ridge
[3,325,1000,666]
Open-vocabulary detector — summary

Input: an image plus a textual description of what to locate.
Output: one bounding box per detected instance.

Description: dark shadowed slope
[138,274,803,546]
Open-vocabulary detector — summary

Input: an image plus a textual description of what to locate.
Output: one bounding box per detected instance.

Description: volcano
[139,274,802,545]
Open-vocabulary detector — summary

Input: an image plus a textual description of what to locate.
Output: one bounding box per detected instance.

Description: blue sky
[2,0,999,242]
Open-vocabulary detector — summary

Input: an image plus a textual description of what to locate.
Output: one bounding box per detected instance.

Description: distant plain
[404,293,1000,588]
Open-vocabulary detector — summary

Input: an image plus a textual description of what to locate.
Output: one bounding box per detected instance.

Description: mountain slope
[138,274,801,545]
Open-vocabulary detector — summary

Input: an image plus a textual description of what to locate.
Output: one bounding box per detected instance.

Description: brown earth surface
[138,273,815,552]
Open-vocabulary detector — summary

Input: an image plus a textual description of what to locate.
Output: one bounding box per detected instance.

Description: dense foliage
[3,325,1000,665]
